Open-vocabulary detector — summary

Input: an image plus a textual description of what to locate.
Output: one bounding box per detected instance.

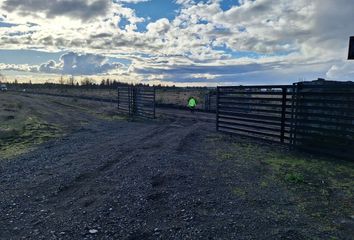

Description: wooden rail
[216,82,354,160]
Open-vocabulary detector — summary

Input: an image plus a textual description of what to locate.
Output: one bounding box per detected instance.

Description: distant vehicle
[0,84,8,91]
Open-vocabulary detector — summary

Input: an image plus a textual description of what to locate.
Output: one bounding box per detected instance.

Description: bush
[284,172,305,184]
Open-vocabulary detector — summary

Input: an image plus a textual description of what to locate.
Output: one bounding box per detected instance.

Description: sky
[0,0,354,86]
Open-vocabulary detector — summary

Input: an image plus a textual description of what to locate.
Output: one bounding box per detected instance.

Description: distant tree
[67,75,74,85]
[59,76,65,85]
[81,77,93,86]
[100,79,106,86]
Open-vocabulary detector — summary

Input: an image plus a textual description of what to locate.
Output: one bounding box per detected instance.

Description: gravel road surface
[0,94,332,239]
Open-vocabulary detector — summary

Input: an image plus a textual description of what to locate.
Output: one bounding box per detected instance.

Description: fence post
[132,86,137,117]
[293,83,301,146]
[117,87,120,111]
[280,87,287,143]
[289,84,297,146]
[128,86,132,116]
[153,87,156,119]
[216,87,220,131]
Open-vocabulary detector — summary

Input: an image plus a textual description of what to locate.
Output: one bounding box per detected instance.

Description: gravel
[0,105,329,239]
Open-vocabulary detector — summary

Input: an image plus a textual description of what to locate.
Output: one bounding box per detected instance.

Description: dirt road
[0,94,352,239]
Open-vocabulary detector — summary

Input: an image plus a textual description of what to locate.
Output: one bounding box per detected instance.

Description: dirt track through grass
[0,93,353,239]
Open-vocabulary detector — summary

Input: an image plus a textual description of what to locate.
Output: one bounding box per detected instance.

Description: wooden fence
[216,85,294,143]
[216,82,354,159]
[117,86,155,119]
[291,82,354,158]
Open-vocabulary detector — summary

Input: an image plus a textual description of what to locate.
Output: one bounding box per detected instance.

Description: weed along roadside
[225,136,354,238]
[0,94,125,159]
[0,116,63,159]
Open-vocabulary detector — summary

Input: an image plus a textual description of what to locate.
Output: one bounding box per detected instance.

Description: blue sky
[0,0,353,85]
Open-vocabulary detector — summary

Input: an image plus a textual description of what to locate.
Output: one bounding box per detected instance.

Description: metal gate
[291,82,354,158]
[117,86,155,119]
[216,83,354,159]
[216,85,294,143]
[204,91,217,112]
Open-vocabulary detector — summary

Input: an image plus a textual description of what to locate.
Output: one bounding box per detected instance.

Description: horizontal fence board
[218,119,288,133]
[218,110,292,122]
[219,91,289,95]
[218,128,291,144]
[298,91,354,95]
[219,96,293,102]
[218,105,292,115]
[295,124,354,134]
[218,85,293,89]
[218,114,292,128]
[294,105,354,112]
[295,98,354,104]
[218,124,282,138]
[295,111,354,121]
[217,82,354,159]
[294,118,353,128]
[218,100,292,108]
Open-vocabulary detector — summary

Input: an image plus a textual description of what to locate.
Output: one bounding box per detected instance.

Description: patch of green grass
[98,110,127,121]
[231,187,246,197]
[0,116,64,159]
[264,153,354,235]
[210,135,354,236]
[260,180,269,188]
[284,172,305,184]
[51,99,126,121]
[266,154,354,195]
[221,152,233,160]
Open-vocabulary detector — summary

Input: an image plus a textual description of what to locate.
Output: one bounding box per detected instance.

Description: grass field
[11,85,211,110]
[208,134,354,238]
[0,92,121,159]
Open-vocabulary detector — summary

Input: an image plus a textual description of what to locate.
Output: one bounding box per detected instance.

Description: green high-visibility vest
[188,98,197,108]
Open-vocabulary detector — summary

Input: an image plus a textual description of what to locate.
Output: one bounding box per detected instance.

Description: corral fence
[216,82,354,159]
[217,85,293,143]
[204,91,217,112]
[291,82,354,158]
[117,86,156,119]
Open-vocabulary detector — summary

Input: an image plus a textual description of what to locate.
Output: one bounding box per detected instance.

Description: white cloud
[34,52,124,75]
[0,0,353,84]
[326,62,354,80]
[147,18,170,34]
[114,0,150,3]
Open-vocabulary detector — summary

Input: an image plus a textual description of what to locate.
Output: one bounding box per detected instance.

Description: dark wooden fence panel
[291,82,354,159]
[216,82,354,160]
[216,85,294,143]
[135,86,156,119]
[117,86,132,115]
[117,86,155,119]
[204,91,217,112]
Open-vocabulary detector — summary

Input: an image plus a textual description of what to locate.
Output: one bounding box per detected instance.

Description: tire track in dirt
[47,117,197,205]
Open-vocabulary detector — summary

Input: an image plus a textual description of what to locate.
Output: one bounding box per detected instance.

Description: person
[187,96,197,114]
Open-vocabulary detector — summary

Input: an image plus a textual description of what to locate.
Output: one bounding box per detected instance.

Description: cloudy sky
[0,0,353,86]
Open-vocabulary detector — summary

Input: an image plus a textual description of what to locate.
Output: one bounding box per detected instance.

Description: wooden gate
[117,86,155,119]
[216,85,294,143]
[291,82,354,158]
[216,82,354,159]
